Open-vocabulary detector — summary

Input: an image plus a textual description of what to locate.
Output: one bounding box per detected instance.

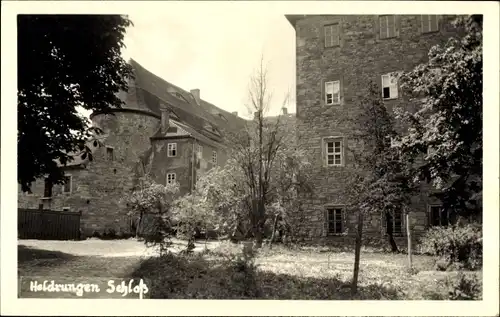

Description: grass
[18,239,483,300]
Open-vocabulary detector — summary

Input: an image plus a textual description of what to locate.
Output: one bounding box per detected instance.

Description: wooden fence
[18,208,82,240]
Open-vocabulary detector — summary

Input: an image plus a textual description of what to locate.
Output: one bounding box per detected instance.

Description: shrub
[446,272,482,300]
[419,223,482,270]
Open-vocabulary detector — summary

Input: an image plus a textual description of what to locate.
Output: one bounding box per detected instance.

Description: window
[429,205,450,227]
[325,139,343,166]
[379,15,397,39]
[324,23,340,47]
[62,207,70,211]
[198,145,203,158]
[421,15,439,33]
[166,173,176,185]
[387,210,404,235]
[212,151,217,165]
[62,175,72,194]
[327,207,344,235]
[106,147,114,161]
[43,178,53,198]
[325,81,341,105]
[381,72,399,99]
[167,143,177,157]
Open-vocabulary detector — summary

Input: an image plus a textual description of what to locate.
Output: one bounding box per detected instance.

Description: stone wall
[293,15,464,241]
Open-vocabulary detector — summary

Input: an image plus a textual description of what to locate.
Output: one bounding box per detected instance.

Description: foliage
[394,15,483,218]
[122,175,179,255]
[419,223,482,270]
[446,272,482,300]
[18,15,133,192]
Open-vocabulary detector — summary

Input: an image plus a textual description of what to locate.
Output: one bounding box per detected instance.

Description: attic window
[218,113,228,122]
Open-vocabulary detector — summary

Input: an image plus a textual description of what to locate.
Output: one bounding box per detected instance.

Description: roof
[129,59,248,142]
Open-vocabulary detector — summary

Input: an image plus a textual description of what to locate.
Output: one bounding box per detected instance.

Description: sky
[116,10,296,119]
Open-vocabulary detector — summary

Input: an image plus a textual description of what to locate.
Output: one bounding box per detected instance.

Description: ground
[18,238,482,300]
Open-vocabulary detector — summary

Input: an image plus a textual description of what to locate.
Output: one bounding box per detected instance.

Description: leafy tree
[122,175,179,254]
[343,81,415,294]
[394,15,483,219]
[18,15,133,192]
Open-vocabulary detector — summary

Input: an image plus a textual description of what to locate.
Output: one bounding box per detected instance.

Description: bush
[446,272,482,300]
[419,223,482,270]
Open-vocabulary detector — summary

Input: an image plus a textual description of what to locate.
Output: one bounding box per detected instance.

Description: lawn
[18,239,482,300]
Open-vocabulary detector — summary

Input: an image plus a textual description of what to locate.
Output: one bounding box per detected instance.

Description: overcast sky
[117,10,296,119]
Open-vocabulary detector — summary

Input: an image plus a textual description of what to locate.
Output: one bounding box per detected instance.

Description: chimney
[232,111,238,116]
[190,89,200,105]
[282,107,288,115]
[254,111,259,120]
[160,104,170,134]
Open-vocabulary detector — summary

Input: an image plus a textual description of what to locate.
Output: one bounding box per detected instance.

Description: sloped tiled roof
[129,59,247,142]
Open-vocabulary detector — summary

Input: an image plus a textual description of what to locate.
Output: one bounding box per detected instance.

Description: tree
[394,15,483,220]
[343,81,415,294]
[18,15,133,192]
[224,56,292,248]
[122,175,179,254]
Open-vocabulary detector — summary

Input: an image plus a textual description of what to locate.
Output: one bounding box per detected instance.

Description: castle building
[18,59,247,237]
[285,15,464,242]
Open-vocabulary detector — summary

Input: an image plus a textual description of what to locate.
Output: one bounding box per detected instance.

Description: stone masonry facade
[287,14,466,244]
[18,59,245,237]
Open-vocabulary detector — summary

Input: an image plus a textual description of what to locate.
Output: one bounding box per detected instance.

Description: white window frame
[324,81,341,105]
[381,72,399,100]
[198,144,203,157]
[421,15,439,33]
[324,23,340,48]
[105,146,114,161]
[326,207,344,235]
[167,143,177,157]
[325,138,343,167]
[62,174,72,194]
[212,151,217,165]
[379,15,396,39]
[166,173,176,185]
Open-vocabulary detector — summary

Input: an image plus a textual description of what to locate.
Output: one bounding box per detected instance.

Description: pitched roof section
[129,59,247,142]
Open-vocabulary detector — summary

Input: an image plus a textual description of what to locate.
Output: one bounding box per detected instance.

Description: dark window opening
[106,147,114,161]
[327,208,343,235]
[383,87,390,99]
[429,206,450,227]
[44,178,53,198]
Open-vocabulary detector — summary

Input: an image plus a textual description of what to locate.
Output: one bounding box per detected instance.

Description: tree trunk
[351,209,364,296]
[406,211,413,270]
[268,214,280,249]
[385,211,399,253]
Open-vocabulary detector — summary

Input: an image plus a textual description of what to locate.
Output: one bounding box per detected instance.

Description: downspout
[191,138,195,193]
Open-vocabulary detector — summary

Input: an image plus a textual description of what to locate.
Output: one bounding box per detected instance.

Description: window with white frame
[198,144,203,157]
[327,207,344,235]
[429,205,450,227]
[325,138,343,166]
[212,151,217,165]
[325,81,341,105]
[381,72,399,99]
[324,23,340,47]
[421,15,439,33]
[167,143,177,157]
[166,173,176,185]
[62,175,72,194]
[379,15,397,39]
